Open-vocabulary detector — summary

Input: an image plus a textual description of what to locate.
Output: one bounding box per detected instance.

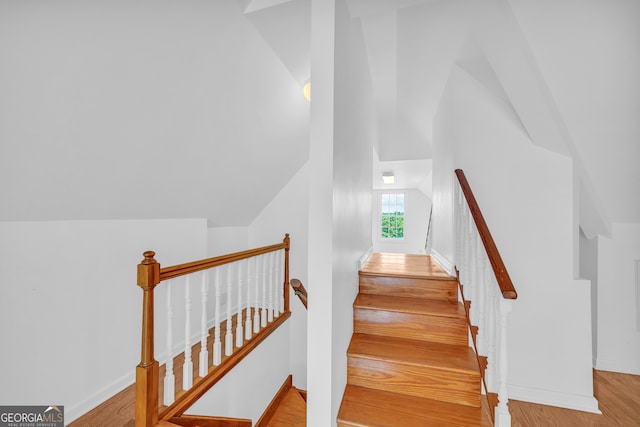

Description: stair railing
[454,170,517,427]
[289,278,307,309]
[424,206,433,254]
[135,234,291,427]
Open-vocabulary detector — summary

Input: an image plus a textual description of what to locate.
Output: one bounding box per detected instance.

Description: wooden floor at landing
[360,253,451,279]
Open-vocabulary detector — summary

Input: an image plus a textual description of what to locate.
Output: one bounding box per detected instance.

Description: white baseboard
[509,384,601,414]
[358,246,374,270]
[65,371,135,424]
[430,249,455,276]
[595,358,640,375]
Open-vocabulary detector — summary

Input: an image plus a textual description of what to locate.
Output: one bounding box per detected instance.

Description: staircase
[337,253,493,427]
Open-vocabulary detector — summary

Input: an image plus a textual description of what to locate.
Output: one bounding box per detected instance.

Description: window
[381,193,405,239]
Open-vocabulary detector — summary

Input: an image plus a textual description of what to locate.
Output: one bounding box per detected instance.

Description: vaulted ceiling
[1,0,637,229]
[245,0,640,228]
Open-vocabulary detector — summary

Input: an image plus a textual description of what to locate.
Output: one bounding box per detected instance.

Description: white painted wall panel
[0,219,207,423]
[249,163,310,389]
[596,223,640,375]
[432,65,597,411]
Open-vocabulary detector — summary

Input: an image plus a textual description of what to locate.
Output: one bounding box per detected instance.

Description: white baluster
[268,252,274,322]
[253,256,260,333]
[199,271,209,377]
[183,275,193,390]
[236,261,244,348]
[280,250,285,314]
[225,264,233,356]
[486,272,498,392]
[461,206,471,290]
[213,268,222,366]
[164,280,175,405]
[245,257,253,340]
[476,250,488,357]
[455,185,463,268]
[469,228,479,328]
[261,254,268,328]
[495,297,513,427]
[276,250,283,315]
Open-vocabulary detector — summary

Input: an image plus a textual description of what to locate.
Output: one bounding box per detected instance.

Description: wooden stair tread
[348,333,479,375]
[360,253,453,281]
[337,385,492,427]
[354,293,466,318]
[265,388,306,427]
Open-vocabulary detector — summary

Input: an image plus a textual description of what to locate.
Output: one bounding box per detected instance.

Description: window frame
[379,191,406,241]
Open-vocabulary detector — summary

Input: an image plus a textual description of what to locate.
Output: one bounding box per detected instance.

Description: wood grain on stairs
[354,294,468,346]
[338,385,493,427]
[264,388,306,427]
[359,275,458,301]
[348,334,480,406]
[338,253,492,426]
[359,253,452,280]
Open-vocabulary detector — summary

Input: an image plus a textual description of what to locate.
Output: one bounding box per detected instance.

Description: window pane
[381,193,405,239]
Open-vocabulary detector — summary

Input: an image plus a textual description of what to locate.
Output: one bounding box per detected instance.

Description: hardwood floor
[68,369,639,426]
[510,370,640,427]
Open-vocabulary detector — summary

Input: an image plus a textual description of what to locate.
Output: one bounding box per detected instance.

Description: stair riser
[354,308,468,346]
[359,275,458,301]
[348,357,481,407]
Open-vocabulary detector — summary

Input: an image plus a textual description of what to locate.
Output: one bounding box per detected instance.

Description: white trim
[595,358,640,376]
[430,248,455,276]
[509,384,601,414]
[358,246,373,270]
[65,371,136,423]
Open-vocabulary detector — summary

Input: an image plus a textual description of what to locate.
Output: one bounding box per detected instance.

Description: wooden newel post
[283,234,290,313]
[135,251,161,427]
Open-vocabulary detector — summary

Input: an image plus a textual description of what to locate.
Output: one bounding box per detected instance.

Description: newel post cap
[137,251,160,289]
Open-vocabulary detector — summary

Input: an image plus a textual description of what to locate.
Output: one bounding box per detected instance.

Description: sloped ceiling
[1,0,637,228]
[508,0,640,225]
[0,0,309,226]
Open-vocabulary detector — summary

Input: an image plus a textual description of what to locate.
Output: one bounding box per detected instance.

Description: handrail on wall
[455,169,517,300]
[290,278,308,309]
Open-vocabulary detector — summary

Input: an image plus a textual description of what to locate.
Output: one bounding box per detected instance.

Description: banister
[135,251,160,427]
[135,234,292,427]
[160,235,290,281]
[454,169,517,300]
[290,278,308,309]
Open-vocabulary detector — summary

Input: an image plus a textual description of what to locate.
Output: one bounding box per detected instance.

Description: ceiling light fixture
[382,172,394,184]
[303,81,311,102]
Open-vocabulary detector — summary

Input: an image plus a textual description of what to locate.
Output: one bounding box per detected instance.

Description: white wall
[0,0,309,227]
[249,163,310,389]
[331,0,375,422]
[208,227,249,257]
[596,222,640,375]
[0,219,207,423]
[185,321,291,423]
[307,0,374,425]
[579,228,599,364]
[372,189,431,254]
[432,65,598,412]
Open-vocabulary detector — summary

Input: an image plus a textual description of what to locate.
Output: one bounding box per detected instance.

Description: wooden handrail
[455,169,517,299]
[160,235,290,281]
[290,278,307,309]
[135,234,292,427]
